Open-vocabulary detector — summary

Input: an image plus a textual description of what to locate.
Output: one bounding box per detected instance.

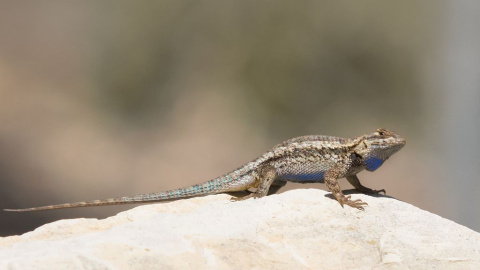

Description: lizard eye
[377,129,391,136]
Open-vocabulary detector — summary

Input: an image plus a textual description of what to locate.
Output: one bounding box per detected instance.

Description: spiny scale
[4,128,405,212]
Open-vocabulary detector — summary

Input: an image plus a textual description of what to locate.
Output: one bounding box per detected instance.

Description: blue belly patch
[365,156,384,171]
[282,171,325,183]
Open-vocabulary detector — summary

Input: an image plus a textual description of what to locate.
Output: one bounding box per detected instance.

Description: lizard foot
[230,192,263,202]
[361,188,386,195]
[353,186,386,195]
[340,195,368,211]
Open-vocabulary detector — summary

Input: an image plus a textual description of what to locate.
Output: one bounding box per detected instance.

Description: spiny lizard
[4,128,405,212]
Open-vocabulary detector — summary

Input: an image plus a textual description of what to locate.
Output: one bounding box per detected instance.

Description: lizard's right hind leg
[231,165,277,201]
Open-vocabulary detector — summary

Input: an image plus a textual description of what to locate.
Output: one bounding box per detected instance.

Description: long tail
[4,172,251,212]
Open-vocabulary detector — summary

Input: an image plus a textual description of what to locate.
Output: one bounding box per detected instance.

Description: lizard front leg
[231,165,277,201]
[324,166,368,210]
[346,175,385,195]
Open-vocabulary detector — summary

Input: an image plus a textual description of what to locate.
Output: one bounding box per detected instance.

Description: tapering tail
[4,172,251,212]
[3,197,149,212]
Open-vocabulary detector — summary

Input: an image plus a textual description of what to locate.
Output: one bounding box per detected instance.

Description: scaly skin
[4,128,405,212]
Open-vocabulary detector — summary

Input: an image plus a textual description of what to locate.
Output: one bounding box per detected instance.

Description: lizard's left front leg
[231,165,277,201]
[346,175,385,195]
[324,165,368,210]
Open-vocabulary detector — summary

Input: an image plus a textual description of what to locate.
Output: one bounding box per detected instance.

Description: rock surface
[1,189,479,270]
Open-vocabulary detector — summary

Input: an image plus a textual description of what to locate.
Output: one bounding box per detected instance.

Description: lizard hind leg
[231,165,278,202]
[267,179,287,195]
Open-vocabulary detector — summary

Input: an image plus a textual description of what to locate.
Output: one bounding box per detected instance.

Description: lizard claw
[231,192,265,202]
[357,188,386,195]
[231,193,258,202]
[231,195,250,202]
[340,195,368,211]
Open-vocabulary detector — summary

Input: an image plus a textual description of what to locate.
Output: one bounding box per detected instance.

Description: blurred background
[1,1,479,236]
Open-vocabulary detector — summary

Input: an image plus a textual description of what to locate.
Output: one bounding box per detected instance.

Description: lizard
[4,128,405,212]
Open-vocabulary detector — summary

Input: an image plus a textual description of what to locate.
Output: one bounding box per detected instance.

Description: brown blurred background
[1,1,479,236]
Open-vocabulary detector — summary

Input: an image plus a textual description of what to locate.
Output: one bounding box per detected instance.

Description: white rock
[1,189,479,270]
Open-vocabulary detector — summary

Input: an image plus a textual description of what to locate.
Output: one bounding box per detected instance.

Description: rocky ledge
[1,189,479,269]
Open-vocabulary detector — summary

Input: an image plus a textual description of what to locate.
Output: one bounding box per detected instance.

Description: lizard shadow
[228,188,404,203]
[324,188,402,202]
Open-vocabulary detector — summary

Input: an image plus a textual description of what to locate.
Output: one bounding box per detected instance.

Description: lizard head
[354,128,406,171]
